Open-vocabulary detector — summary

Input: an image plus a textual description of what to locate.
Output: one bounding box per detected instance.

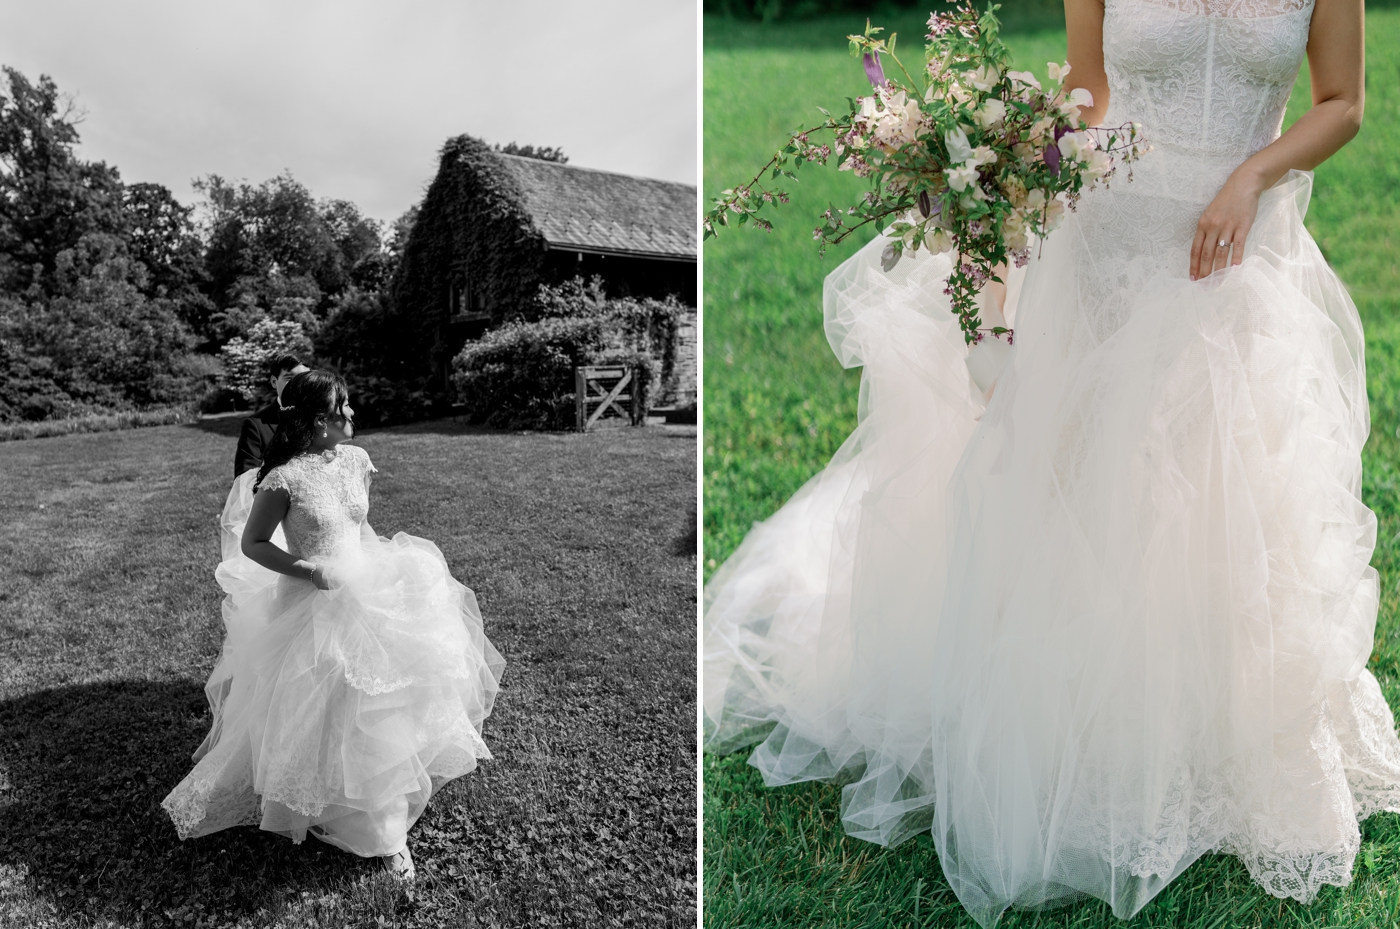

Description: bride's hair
[254,370,350,493]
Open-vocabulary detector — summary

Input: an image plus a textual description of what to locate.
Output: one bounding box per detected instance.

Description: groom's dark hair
[268,353,304,381]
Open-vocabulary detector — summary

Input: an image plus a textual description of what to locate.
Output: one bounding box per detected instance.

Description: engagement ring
[1218,239,1229,247]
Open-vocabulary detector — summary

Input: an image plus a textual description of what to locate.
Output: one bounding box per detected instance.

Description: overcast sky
[0,0,698,225]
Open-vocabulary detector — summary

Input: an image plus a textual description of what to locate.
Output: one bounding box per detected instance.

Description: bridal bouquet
[704,2,1149,344]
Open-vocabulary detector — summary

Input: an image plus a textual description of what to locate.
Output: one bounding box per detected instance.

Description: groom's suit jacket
[235,402,282,478]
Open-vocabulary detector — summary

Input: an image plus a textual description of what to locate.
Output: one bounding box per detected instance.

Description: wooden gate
[575,365,641,431]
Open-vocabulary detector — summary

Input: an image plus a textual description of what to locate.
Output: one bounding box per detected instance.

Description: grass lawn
[703,7,1400,928]
[0,416,697,928]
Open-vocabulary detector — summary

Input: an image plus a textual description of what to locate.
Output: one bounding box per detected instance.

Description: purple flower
[1043,144,1061,173]
[863,52,886,86]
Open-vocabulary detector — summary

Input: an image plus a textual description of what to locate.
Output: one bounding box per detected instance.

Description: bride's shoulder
[341,443,376,472]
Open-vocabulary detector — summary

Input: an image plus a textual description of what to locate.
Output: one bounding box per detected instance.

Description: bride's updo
[254,370,350,493]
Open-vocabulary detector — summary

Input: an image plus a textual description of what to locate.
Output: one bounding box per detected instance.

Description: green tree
[0,67,127,297]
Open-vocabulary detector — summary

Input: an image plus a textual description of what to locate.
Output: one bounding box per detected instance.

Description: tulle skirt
[162,470,505,857]
[703,169,1400,924]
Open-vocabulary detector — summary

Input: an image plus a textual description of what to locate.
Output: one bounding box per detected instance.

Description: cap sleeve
[349,444,377,476]
[258,466,294,499]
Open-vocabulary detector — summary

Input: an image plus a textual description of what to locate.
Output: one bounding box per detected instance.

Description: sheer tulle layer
[702,172,1400,924]
[162,471,505,856]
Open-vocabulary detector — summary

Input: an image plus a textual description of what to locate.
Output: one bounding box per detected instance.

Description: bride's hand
[310,564,333,590]
[1190,169,1265,281]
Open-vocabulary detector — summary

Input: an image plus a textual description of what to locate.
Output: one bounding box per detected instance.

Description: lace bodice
[259,444,376,560]
[1040,0,1317,350]
[1102,0,1314,159]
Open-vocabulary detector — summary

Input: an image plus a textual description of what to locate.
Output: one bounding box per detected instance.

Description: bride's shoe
[381,847,415,881]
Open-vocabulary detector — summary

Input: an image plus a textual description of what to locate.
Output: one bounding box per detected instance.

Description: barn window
[450,267,486,318]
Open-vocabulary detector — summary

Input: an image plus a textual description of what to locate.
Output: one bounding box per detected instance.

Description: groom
[234,354,310,478]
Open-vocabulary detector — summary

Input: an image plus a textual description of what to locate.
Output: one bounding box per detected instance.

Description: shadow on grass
[0,680,369,924]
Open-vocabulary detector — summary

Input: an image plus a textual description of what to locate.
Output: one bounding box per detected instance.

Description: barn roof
[494,154,696,261]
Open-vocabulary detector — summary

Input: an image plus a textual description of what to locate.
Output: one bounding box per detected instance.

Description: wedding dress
[162,444,504,857]
[703,0,1400,923]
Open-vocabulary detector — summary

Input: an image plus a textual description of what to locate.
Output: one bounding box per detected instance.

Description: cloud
[0,0,697,223]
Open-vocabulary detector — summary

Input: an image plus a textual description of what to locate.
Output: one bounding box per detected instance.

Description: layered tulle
[702,170,1400,924]
[163,469,505,856]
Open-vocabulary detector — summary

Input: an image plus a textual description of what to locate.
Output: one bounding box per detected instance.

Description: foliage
[393,134,550,390]
[0,403,193,441]
[707,3,1147,342]
[0,68,227,419]
[0,64,420,426]
[0,67,128,298]
[218,317,312,401]
[703,12,1400,928]
[706,0,924,19]
[452,315,606,430]
[0,235,207,422]
[313,288,432,427]
[194,172,387,344]
[704,0,1068,23]
[493,141,570,163]
[0,419,696,929]
[451,277,684,430]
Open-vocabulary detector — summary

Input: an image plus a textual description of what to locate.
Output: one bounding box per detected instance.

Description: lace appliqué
[1063,673,1400,905]
[261,445,375,561]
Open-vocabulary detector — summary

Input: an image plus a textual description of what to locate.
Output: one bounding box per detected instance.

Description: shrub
[312,289,434,427]
[449,277,679,430]
[218,318,312,401]
[0,263,207,422]
[452,316,606,430]
[0,405,195,442]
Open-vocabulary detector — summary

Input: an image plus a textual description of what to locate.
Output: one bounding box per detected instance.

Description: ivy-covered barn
[393,134,697,395]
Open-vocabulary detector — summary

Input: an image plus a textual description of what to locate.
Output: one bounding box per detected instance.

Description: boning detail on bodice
[1102,0,1313,159]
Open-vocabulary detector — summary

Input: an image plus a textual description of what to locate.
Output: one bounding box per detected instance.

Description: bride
[704,0,1400,923]
[162,370,505,879]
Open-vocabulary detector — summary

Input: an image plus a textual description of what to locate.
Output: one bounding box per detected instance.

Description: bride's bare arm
[1064,0,1110,127]
[1191,0,1364,279]
[241,486,330,589]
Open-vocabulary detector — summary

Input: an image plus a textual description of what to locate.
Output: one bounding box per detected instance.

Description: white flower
[1047,61,1071,83]
[968,65,1001,92]
[1043,197,1066,231]
[1059,86,1095,116]
[947,79,974,106]
[1001,175,1028,208]
[1012,141,1035,163]
[946,164,979,191]
[944,126,974,164]
[1085,149,1113,179]
[1025,188,1047,210]
[1007,70,1041,91]
[1057,130,1092,163]
[927,228,954,254]
[947,125,996,170]
[1004,213,1029,251]
[975,98,1007,129]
